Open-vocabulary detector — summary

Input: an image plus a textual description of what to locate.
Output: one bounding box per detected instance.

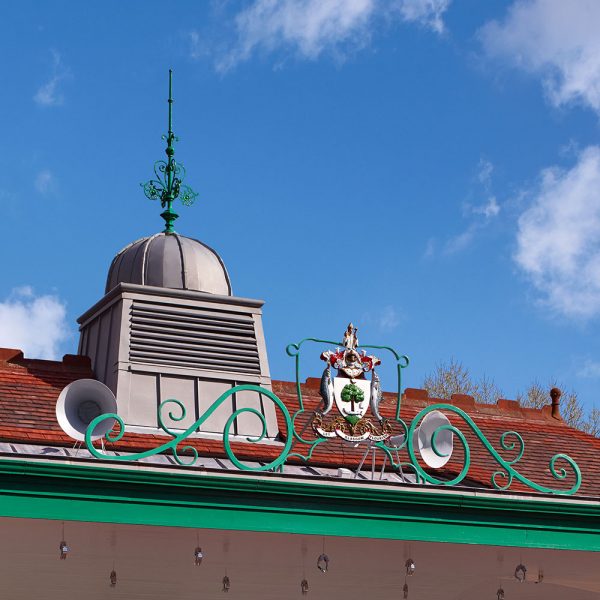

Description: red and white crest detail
[313,324,391,442]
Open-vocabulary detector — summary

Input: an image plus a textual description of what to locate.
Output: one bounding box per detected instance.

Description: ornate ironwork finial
[141,69,198,234]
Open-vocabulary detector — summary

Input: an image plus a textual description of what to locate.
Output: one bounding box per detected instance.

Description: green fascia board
[0,458,598,551]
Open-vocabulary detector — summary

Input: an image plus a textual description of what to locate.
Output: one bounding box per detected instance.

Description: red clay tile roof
[0,348,598,497]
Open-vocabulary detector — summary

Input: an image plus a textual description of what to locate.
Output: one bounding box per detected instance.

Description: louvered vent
[129,300,261,375]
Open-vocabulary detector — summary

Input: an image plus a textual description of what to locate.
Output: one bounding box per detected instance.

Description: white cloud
[515,145,600,318]
[444,224,478,255]
[378,305,401,331]
[362,304,402,332]
[478,158,494,185]
[480,0,600,114]
[34,50,69,107]
[578,358,600,378]
[35,169,55,194]
[423,237,436,259]
[472,196,500,218]
[472,159,500,218]
[188,31,205,60]
[12,285,34,298]
[216,0,450,71]
[444,159,501,255]
[396,0,449,33]
[0,288,71,360]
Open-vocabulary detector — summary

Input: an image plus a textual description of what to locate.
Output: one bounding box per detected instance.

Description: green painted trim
[0,458,597,551]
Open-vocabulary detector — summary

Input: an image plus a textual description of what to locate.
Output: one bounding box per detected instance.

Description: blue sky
[1,0,600,411]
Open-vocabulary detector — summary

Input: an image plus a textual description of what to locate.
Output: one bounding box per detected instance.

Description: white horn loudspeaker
[56,379,117,441]
[385,410,454,469]
[415,410,454,468]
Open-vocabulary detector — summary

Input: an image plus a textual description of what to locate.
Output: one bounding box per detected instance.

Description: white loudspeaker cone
[56,379,117,441]
[417,410,454,469]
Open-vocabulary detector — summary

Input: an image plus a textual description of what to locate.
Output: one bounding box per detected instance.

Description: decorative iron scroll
[142,160,197,208]
[85,385,293,472]
[400,404,581,495]
[85,336,582,495]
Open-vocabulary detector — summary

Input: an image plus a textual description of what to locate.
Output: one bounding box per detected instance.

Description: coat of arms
[313,324,392,442]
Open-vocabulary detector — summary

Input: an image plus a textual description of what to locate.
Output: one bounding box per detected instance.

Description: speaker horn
[416,410,454,468]
[56,379,117,441]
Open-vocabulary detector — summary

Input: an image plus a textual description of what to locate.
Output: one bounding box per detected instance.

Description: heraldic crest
[313,324,392,442]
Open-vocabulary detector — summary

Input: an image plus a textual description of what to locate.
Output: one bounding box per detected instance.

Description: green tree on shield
[341,383,364,425]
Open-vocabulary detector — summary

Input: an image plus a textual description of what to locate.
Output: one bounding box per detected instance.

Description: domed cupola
[106,232,232,296]
[76,70,276,440]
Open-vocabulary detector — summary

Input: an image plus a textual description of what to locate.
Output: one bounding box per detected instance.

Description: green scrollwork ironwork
[284,337,579,494]
[84,334,581,495]
[85,385,293,472]
[396,404,581,495]
[141,69,198,234]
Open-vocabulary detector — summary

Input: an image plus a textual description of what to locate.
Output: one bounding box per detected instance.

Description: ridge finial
[141,69,198,234]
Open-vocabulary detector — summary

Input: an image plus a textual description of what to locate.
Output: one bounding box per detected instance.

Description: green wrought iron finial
[141,69,198,234]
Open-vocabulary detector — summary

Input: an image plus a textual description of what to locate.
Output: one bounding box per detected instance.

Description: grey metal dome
[106,232,232,295]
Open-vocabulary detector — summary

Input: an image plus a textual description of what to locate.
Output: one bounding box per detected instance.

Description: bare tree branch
[422,362,598,437]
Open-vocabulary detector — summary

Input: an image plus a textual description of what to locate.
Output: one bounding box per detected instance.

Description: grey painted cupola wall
[77,232,277,440]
